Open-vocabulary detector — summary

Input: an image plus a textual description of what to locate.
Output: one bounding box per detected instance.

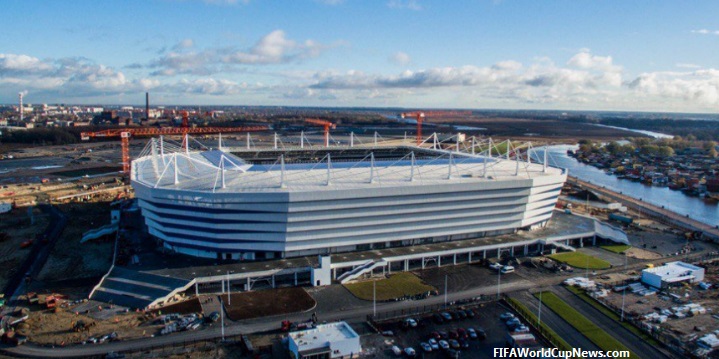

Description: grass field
[566,286,661,346]
[535,291,638,358]
[505,297,573,352]
[548,252,612,269]
[344,272,436,301]
[600,245,632,254]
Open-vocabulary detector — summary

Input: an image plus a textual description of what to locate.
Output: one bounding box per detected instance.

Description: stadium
[131,136,567,261]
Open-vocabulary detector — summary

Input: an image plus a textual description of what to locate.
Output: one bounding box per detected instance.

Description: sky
[1,0,719,113]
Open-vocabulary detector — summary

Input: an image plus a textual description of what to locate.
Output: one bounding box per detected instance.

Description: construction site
[1,109,718,359]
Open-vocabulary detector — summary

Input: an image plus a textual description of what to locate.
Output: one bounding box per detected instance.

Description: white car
[489,262,503,271]
[404,347,417,357]
[404,318,418,328]
[438,340,450,350]
[391,345,402,356]
[500,312,515,320]
[501,265,515,274]
[428,338,439,350]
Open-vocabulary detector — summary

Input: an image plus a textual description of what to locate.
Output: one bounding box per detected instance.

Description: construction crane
[401,110,472,146]
[81,114,268,175]
[304,119,336,147]
[400,112,426,146]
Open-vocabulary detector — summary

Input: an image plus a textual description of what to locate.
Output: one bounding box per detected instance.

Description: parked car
[467,327,478,339]
[476,328,487,340]
[448,329,459,339]
[432,313,444,324]
[404,347,417,357]
[446,349,461,358]
[428,338,439,350]
[490,262,503,271]
[457,310,468,319]
[448,339,461,349]
[441,312,453,321]
[506,318,522,330]
[430,331,441,340]
[459,338,470,349]
[438,330,449,339]
[420,342,432,352]
[514,325,530,334]
[438,340,450,350]
[465,309,475,318]
[500,312,515,320]
[457,328,467,339]
[391,345,402,356]
[501,265,515,274]
[404,318,418,328]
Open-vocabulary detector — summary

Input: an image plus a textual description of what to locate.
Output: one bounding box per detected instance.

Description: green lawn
[343,272,436,301]
[548,252,612,269]
[535,291,638,358]
[505,297,573,352]
[600,245,632,254]
[566,286,661,346]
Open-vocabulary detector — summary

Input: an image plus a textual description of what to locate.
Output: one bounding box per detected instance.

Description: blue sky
[1,0,719,112]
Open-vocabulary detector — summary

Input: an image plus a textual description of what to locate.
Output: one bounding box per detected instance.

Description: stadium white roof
[132,138,565,193]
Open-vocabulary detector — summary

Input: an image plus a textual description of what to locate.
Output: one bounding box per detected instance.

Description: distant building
[642,261,705,289]
[288,321,361,359]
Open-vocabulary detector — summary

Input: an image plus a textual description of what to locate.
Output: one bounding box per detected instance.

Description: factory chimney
[145,92,150,122]
[18,92,23,122]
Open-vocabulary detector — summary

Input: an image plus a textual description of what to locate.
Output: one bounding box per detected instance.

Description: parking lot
[366,301,545,358]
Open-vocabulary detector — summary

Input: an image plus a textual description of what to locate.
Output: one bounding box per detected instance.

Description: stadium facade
[131,140,567,260]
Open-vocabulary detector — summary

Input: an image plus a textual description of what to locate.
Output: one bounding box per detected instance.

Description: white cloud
[223,30,328,64]
[691,29,719,35]
[171,38,194,51]
[676,63,701,69]
[390,52,411,66]
[628,69,719,105]
[387,0,422,11]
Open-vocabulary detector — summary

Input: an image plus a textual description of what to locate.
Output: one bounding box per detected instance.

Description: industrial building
[131,138,567,261]
[288,321,361,359]
[642,261,705,289]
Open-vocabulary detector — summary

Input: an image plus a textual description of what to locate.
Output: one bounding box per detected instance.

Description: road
[549,286,678,359]
[569,176,719,240]
[510,290,601,352]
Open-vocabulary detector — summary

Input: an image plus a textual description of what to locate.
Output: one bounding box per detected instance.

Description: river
[540,145,719,227]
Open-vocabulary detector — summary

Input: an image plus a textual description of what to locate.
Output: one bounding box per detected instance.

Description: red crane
[81,119,268,175]
[401,110,472,146]
[304,119,336,147]
[400,112,426,145]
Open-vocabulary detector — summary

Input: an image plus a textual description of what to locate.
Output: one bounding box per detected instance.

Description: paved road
[510,290,601,353]
[550,286,678,359]
[569,176,719,240]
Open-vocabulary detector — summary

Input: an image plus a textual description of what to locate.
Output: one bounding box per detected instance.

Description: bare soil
[0,207,48,290]
[220,287,316,321]
[625,247,662,260]
[149,298,203,316]
[37,201,114,282]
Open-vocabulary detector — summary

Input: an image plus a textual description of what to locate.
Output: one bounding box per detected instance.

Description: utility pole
[373,280,376,317]
[444,274,448,308]
[220,297,225,341]
[227,271,231,306]
[538,290,543,328]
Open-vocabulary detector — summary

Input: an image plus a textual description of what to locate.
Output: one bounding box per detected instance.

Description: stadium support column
[173,154,179,184]
[471,136,476,155]
[404,260,409,271]
[220,156,226,189]
[326,153,332,186]
[300,131,304,148]
[246,133,250,150]
[160,135,165,166]
[218,133,223,151]
[274,133,278,149]
[369,153,376,184]
[271,275,276,288]
[468,252,472,263]
[453,254,457,265]
[448,153,453,180]
[350,132,354,147]
[515,149,520,176]
[374,131,378,146]
[543,146,548,173]
[456,133,460,153]
[280,155,286,188]
[410,152,416,182]
[294,272,298,286]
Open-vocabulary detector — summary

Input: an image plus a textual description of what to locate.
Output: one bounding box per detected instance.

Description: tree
[709,148,718,158]
[658,146,675,157]
[704,141,717,151]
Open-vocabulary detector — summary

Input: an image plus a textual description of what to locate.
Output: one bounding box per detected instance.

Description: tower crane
[401,110,472,146]
[400,112,425,146]
[304,119,336,147]
[81,113,268,176]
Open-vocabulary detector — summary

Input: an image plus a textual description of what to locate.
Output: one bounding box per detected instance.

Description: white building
[288,321,361,359]
[132,139,566,260]
[642,261,705,289]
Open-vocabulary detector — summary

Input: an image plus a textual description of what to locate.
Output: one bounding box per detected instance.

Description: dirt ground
[0,206,49,290]
[625,247,663,260]
[220,287,316,321]
[22,306,163,346]
[36,201,114,283]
